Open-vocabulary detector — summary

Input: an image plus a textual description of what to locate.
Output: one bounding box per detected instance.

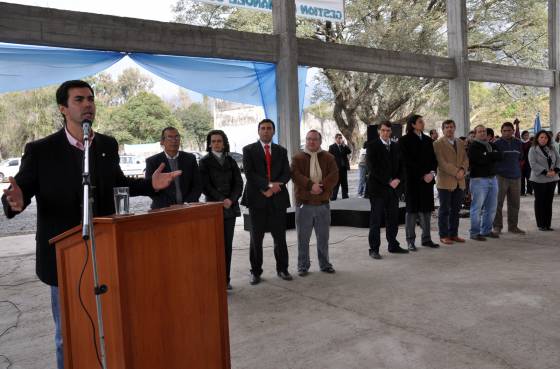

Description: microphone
[82,119,92,141]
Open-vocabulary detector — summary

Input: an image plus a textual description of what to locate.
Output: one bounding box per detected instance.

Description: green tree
[101,91,179,144]
[172,0,548,158]
[174,103,213,151]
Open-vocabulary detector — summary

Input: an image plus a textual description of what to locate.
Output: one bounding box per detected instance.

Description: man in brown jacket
[433,119,469,244]
[291,130,339,276]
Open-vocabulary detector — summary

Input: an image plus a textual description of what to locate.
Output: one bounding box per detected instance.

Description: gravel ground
[0,170,361,237]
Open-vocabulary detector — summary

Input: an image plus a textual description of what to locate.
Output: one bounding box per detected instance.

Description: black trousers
[248,206,289,276]
[533,181,557,228]
[331,168,349,200]
[521,166,533,195]
[368,195,400,253]
[223,216,236,283]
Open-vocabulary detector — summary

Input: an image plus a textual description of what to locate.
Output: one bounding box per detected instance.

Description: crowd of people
[2,80,560,369]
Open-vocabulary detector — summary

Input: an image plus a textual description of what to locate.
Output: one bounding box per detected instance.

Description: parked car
[0,157,21,182]
[119,155,145,177]
[229,152,244,172]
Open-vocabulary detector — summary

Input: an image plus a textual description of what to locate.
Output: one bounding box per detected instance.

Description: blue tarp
[0,43,307,130]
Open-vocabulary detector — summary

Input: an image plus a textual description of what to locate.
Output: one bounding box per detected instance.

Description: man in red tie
[241,119,292,285]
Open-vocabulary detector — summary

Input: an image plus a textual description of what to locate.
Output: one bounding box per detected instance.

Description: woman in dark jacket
[199,130,244,290]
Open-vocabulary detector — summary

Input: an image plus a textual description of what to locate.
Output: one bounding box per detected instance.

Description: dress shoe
[538,227,554,231]
[470,234,486,241]
[482,232,500,238]
[277,271,293,281]
[298,270,309,277]
[508,227,526,235]
[440,237,454,245]
[249,274,261,285]
[227,283,233,290]
[450,236,465,243]
[407,243,417,252]
[321,266,336,274]
[369,251,382,259]
[388,246,409,254]
[421,240,440,248]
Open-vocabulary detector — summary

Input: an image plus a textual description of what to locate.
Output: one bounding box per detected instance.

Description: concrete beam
[469,61,554,88]
[273,0,300,158]
[0,2,278,62]
[447,0,470,136]
[550,0,560,133]
[297,38,457,79]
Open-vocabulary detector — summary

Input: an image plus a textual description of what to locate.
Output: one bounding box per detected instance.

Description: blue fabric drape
[0,43,308,130]
[130,53,307,123]
[0,43,124,93]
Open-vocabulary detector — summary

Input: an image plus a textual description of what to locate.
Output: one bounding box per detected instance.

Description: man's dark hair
[406,114,423,134]
[459,136,467,141]
[521,130,529,136]
[532,130,553,147]
[160,126,179,141]
[56,80,94,107]
[206,129,230,153]
[335,133,343,139]
[501,122,514,131]
[307,129,322,141]
[258,119,275,132]
[441,119,456,129]
[486,128,495,137]
[378,120,392,130]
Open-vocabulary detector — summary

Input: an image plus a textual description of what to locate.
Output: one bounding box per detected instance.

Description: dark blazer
[198,153,244,218]
[1,129,153,286]
[468,141,503,178]
[241,141,291,209]
[399,132,437,212]
[366,138,404,198]
[145,151,202,209]
[328,143,351,170]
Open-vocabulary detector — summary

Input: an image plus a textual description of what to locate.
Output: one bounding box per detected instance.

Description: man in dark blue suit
[1,80,181,369]
[145,127,202,209]
[242,119,292,285]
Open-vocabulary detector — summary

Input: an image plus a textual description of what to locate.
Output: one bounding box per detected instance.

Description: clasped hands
[262,182,283,198]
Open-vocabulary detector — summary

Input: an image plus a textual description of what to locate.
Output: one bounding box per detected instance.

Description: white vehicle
[119,155,145,177]
[0,157,21,182]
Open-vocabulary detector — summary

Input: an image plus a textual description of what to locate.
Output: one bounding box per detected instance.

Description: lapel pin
[102,153,106,157]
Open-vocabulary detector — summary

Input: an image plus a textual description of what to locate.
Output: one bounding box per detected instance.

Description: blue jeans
[51,286,64,369]
[357,164,367,196]
[438,188,464,238]
[469,177,498,237]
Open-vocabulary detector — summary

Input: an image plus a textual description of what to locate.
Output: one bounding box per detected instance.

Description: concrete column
[272,0,300,157]
[549,0,560,134]
[447,0,470,136]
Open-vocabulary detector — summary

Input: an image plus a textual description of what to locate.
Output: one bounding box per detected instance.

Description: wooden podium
[50,203,230,369]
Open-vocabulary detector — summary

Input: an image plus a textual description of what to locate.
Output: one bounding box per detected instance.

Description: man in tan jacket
[291,130,339,276]
[433,119,469,244]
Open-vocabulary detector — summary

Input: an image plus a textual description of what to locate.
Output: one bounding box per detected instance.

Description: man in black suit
[145,127,202,209]
[367,121,409,259]
[242,119,292,285]
[1,80,181,369]
[328,133,352,200]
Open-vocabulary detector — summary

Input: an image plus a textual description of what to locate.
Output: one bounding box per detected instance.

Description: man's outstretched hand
[152,163,182,191]
[3,177,24,212]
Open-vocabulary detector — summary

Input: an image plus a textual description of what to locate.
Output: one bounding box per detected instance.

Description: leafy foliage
[175,103,214,151]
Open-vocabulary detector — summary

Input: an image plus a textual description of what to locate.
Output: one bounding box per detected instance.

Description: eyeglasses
[165,135,181,141]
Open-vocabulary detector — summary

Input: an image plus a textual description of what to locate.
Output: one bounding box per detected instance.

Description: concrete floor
[1,196,559,369]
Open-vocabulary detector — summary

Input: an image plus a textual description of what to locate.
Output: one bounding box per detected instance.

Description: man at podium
[1,80,182,369]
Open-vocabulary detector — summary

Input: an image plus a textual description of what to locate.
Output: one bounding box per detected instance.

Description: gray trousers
[493,175,521,230]
[405,212,432,244]
[296,203,332,272]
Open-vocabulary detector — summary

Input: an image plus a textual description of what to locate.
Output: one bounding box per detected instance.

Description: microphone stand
[81,120,108,369]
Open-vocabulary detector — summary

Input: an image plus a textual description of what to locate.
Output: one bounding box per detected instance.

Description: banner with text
[195,0,344,22]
